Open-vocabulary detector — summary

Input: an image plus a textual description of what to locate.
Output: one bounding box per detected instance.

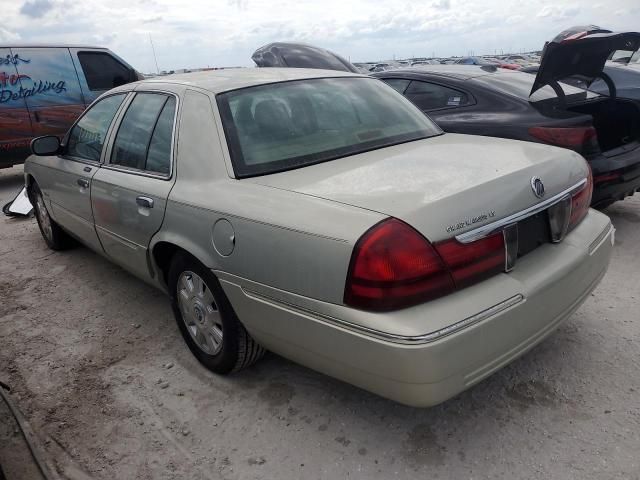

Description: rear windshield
[217,77,442,177]
[470,72,601,103]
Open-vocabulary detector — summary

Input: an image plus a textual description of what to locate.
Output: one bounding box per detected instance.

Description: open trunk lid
[252,42,359,73]
[246,134,589,242]
[532,26,640,96]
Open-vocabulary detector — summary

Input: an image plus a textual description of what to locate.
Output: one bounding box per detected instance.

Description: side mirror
[30,136,61,156]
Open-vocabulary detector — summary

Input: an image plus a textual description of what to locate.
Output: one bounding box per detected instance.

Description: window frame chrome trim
[102,89,180,181]
[455,178,587,244]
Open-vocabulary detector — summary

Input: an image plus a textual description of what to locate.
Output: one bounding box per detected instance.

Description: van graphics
[0,55,68,104]
[0,76,68,103]
[1,49,88,162]
[0,53,30,66]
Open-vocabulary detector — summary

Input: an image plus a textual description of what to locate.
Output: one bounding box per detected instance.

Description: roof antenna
[149,33,160,74]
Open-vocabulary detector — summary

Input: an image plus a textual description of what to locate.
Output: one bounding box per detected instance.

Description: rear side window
[65,93,126,162]
[382,78,411,94]
[78,52,132,91]
[110,93,175,174]
[404,81,470,110]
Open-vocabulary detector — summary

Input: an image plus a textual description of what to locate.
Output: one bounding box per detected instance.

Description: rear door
[42,92,128,252]
[91,91,178,279]
[11,47,87,140]
[0,48,33,165]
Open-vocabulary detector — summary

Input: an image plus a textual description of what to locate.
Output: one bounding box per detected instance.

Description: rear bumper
[218,210,613,407]
[589,146,640,207]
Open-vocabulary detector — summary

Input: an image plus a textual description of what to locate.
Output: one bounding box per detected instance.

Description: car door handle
[136,196,154,209]
[77,178,90,188]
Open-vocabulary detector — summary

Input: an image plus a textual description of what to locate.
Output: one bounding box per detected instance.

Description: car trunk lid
[532,26,640,96]
[246,133,589,242]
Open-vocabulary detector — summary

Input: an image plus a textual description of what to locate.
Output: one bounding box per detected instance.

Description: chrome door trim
[455,178,587,244]
[95,224,146,250]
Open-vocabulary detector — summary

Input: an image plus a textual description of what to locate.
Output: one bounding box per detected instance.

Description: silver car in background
[24,69,613,407]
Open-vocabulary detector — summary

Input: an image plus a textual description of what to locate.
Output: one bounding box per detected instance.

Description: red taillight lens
[569,168,593,229]
[528,126,598,152]
[434,233,506,289]
[594,171,622,185]
[344,219,455,311]
[344,219,508,311]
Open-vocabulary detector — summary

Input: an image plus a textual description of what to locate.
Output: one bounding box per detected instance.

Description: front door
[91,92,177,279]
[43,93,128,252]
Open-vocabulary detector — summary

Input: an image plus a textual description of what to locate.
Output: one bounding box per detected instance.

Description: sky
[1,0,640,73]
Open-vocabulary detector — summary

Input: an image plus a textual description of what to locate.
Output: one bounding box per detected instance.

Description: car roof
[376,65,498,80]
[0,43,109,49]
[136,67,363,94]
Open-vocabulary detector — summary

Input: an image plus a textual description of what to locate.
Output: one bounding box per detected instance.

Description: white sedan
[24,68,613,406]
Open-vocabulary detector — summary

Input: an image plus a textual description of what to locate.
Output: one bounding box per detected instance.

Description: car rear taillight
[594,171,622,185]
[344,219,507,311]
[528,126,599,153]
[569,168,593,230]
[344,219,455,311]
[434,233,505,289]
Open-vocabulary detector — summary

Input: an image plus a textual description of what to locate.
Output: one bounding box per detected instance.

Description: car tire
[30,183,73,251]
[168,252,265,373]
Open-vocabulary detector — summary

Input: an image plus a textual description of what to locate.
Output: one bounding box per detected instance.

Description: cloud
[19,0,54,18]
[0,27,21,42]
[3,0,635,72]
[432,0,450,9]
[142,16,163,23]
[537,4,580,20]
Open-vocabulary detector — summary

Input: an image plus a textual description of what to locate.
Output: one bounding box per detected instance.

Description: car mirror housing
[30,136,61,156]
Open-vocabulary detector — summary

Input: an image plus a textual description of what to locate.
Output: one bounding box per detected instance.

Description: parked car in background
[483,57,522,70]
[0,44,141,168]
[251,42,359,73]
[411,60,441,66]
[455,56,498,66]
[24,68,612,407]
[373,29,640,208]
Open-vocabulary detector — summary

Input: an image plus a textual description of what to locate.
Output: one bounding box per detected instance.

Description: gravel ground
[1,165,639,480]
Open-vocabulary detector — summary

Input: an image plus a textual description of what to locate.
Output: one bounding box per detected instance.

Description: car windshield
[470,71,602,103]
[217,77,442,177]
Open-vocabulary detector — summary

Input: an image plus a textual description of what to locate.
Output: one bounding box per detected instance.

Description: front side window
[78,52,133,91]
[65,93,126,162]
[111,93,175,174]
[217,77,441,178]
[404,81,470,111]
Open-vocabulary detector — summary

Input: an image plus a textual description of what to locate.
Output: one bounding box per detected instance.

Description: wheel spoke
[203,288,216,310]
[182,275,194,294]
[179,287,190,303]
[209,324,223,349]
[195,326,211,352]
[193,275,205,296]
